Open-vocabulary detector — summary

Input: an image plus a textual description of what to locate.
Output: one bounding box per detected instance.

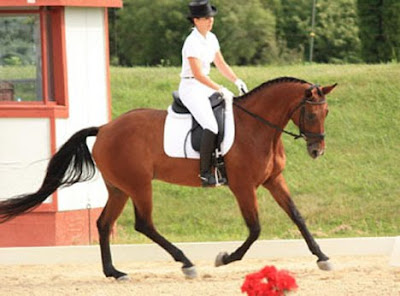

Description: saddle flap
[170,91,226,152]
[208,92,224,108]
[163,104,235,160]
[191,99,225,152]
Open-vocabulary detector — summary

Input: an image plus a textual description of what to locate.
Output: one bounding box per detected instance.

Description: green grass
[1,65,40,101]
[110,64,400,243]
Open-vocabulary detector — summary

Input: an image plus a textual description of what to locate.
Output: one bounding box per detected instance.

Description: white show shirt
[180,28,220,78]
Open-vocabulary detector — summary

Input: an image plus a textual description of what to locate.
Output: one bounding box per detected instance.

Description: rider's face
[194,17,214,35]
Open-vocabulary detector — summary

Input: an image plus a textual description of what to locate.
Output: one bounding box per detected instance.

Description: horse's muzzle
[307,142,325,159]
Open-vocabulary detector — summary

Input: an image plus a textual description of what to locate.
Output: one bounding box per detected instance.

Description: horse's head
[290,83,337,159]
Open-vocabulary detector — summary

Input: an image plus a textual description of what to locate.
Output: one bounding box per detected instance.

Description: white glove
[219,87,234,106]
[234,78,248,95]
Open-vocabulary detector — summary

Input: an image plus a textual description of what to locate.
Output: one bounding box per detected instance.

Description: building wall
[0,7,109,210]
[55,7,109,211]
[0,4,116,247]
[0,118,51,202]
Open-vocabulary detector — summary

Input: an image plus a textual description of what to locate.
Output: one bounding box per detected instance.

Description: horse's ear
[305,88,313,98]
[322,83,338,95]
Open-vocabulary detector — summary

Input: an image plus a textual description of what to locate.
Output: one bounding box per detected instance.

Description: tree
[212,0,278,65]
[276,0,361,64]
[358,0,400,63]
[116,0,188,66]
[109,0,398,65]
[313,0,361,63]
[114,0,278,66]
[276,0,310,55]
[382,0,400,62]
[0,16,39,65]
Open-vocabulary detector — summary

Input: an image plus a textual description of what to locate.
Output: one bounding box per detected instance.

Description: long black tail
[0,127,99,223]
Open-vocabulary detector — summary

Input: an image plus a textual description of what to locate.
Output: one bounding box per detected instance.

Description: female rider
[179,0,248,186]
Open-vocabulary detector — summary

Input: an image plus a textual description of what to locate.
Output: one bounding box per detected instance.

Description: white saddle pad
[163,106,235,159]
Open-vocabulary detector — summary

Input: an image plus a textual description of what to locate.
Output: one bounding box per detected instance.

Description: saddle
[171,91,225,152]
[171,91,228,184]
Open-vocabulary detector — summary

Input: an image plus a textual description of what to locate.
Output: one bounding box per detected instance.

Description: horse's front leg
[263,173,332,270]
[215,186,261,266]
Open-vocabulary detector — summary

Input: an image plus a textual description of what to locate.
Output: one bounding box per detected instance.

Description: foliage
[109,0,386,65]
[276,0,361,63]
[115,0,188,66]
[357,0,400,63]
[110,64,400,243]
[1,1,399,66]
[275,0,310,59]
[211,0,278,65]
[313,0,361,63]
[114,0,278,66]
[0,15,39,66]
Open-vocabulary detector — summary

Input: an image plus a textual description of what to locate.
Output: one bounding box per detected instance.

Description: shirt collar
[193,27,210,41]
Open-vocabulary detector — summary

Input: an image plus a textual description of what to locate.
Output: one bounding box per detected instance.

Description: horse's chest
[262,149,286,177]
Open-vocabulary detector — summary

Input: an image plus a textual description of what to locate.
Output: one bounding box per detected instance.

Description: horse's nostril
[312,150,319,158]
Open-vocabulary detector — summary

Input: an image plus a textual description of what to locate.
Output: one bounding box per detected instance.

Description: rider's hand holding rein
[188,43,247,99]
[234,79,248,95]
[213,50,247,97]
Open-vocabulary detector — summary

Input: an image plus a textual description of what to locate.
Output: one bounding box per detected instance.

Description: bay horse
[0,77,336,280]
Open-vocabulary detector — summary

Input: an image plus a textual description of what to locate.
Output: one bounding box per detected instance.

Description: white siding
[0,118,51,202]
[56,7,109,211]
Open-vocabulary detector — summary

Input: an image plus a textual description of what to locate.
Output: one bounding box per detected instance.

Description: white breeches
[178,79,219,134]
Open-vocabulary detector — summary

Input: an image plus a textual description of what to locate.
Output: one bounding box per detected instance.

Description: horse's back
[92,109,167,182]
[98,108,165,145]
[107,108,166,130]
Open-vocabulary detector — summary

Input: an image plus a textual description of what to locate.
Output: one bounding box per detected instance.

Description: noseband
[233,84,327,141]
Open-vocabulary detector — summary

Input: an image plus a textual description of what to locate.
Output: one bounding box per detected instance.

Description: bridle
[233,84,327,141]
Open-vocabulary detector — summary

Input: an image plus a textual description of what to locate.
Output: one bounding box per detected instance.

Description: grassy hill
[110,64,400,243]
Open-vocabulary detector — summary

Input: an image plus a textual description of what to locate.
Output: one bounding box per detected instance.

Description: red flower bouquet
[241,265,297,296]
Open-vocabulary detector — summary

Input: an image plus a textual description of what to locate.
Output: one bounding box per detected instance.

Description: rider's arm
[213,51,237,83]
[188,57,221,90]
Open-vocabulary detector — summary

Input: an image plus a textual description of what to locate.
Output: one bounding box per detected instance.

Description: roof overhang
[0,0,122,8]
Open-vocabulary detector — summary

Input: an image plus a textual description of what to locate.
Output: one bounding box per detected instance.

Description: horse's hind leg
[97,183,129,280]
[130,182,197,278]
[263,173,332,270]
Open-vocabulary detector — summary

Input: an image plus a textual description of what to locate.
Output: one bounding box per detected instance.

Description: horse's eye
[307,113,316,121]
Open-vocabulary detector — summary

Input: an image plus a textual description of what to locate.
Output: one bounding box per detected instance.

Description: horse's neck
[233,83,306,163]
[240,84,304,130]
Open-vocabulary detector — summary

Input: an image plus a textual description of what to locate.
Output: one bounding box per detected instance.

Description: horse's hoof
[116,275,130,282]
[182,266,197,279]
[317,260,333,271]
[215,252,228,267]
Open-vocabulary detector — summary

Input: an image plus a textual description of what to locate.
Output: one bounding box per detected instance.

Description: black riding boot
[200,129,226,187]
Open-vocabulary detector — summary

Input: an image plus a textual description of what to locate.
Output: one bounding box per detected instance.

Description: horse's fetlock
[174,249,186,261]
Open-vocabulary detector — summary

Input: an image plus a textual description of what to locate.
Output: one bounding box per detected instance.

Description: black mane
[236,76,310,100]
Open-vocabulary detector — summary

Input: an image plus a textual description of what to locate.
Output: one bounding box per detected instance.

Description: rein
[233,85,326,141]
[233,101,304,139]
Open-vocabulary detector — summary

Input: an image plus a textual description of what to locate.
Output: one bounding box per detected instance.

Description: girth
[171,91,225,152]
